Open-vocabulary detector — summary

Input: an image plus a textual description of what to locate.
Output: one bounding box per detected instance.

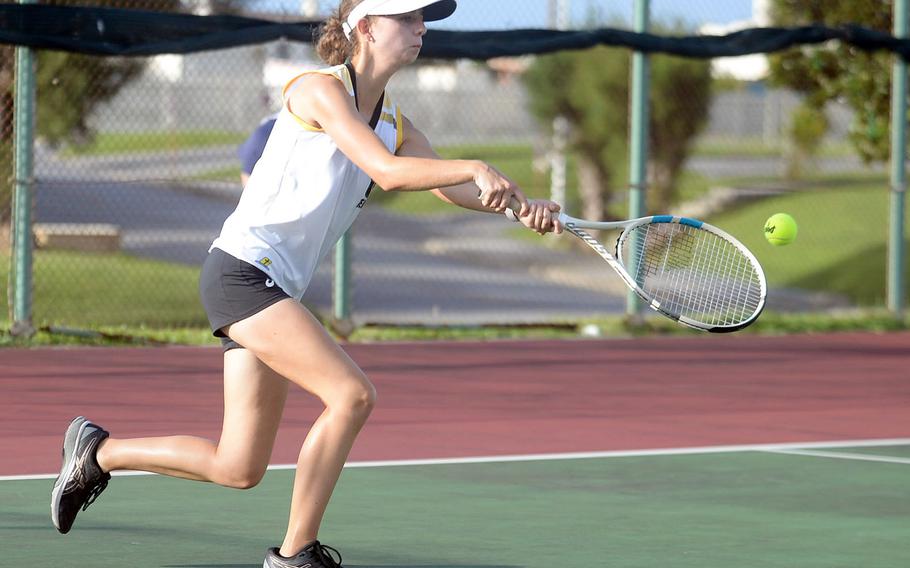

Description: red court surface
[2,331,909,477]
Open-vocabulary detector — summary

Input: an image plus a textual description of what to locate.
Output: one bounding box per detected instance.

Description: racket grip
[504,196,567,226]
[504,198,521,222]
[476,190,523,220]
[501,196,524,222]
[479,193,565,226]
[506,197,570,227]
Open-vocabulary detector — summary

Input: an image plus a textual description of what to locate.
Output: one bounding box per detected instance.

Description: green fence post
[548,0,570,208]
[11,0,36,337]
[627,0,650,317]
[889,0,908,316]
[333,230,352,333]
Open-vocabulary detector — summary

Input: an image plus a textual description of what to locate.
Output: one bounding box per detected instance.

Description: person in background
[239,113,277,187]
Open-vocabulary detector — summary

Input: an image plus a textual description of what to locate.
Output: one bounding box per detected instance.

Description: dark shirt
[238,116,278,175]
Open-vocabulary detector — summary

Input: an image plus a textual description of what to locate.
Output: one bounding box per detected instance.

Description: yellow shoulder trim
[281,65,353,132]
[395,106,404,152]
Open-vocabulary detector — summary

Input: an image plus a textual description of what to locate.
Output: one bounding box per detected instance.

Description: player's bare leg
[226,299,376,557]
[95,349,288,484]
[54,350,289,533]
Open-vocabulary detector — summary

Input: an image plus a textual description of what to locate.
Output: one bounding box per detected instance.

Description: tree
[648,55,712,211]
[524,47,627,221]
[768,0,895,163]
[524,45,711,219]
[1,46,15,228]
[28,0,244,147]
[34,51,145,148]
[785,102,829,178]
[1,1,246,225]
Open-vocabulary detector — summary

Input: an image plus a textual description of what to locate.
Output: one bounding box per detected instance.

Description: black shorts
[199,248,291,351]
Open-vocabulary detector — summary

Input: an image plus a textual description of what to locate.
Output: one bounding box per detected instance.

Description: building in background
[87,0,852,149]
[701,0,770,82]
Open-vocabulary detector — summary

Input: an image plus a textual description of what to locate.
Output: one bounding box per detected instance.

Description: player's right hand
[518,200,563,235]
[475,163,529,216]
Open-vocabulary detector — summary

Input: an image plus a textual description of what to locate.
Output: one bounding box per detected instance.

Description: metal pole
[627,0,650,316]
[550,117,569,208]
[333,230,351,325]
[888,0,907,315]
[11,0,36,336]
[549,0,570,208]
[330,0,351,331]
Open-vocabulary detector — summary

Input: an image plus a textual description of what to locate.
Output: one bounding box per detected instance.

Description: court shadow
[163,565,520,568]
[349,565,521,568]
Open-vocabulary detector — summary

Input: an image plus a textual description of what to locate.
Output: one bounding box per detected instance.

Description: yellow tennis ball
[764,213,798,246]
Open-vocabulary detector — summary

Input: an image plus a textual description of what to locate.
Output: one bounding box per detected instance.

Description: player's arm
[397,116,561,234]
[394,115,499,212]
[290,75,523,212]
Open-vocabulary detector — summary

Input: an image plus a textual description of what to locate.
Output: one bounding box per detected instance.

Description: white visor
[342,0,457,39]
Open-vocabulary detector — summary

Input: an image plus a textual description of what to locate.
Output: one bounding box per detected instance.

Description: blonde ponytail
[316,0,366,65]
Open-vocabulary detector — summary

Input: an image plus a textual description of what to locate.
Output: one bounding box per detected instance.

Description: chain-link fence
[1,44,11,217]
[2,0,906,335]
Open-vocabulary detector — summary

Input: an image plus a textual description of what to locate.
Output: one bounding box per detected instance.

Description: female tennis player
[50,1,562,567]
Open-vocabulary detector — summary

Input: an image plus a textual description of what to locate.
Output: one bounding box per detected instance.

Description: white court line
[4,438,909,482]
[761,448,910,465]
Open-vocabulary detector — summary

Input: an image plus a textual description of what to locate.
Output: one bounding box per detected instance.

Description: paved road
[31,146,855,326]
[33,175,627,326]
[36,143,882,183]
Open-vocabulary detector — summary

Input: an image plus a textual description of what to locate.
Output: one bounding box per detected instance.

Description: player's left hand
[518,200,563,235]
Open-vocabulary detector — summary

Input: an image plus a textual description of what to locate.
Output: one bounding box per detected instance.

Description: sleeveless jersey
[210,64,404,301]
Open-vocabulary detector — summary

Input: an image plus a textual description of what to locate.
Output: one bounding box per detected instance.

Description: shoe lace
[308,541,342,568]
[67,434,110,513]
[80,473,110,511]
[73,462,111,511]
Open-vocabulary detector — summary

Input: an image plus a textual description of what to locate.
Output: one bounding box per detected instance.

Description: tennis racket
[506,201,767,332]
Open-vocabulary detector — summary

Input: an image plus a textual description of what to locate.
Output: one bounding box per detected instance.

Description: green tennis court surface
[3,444,908,567]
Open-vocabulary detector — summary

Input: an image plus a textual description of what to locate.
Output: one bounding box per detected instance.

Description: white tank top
[210,63,404,301]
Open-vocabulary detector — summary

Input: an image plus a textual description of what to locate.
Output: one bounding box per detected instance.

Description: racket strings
[623,223,763,326]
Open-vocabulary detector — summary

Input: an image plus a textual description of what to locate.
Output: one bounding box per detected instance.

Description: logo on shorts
[258,257,272,267]
[265,278,275,288]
